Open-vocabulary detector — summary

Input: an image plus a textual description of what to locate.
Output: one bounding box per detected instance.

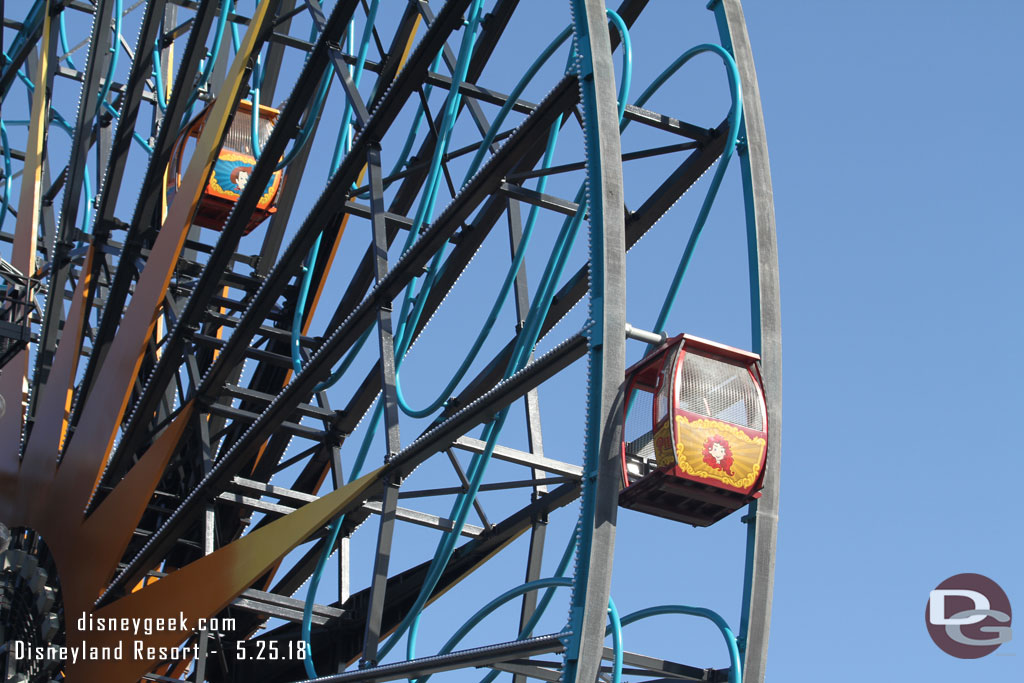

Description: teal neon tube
[0,120,12,231]
[616,605,742,683]
[641,44,742,341]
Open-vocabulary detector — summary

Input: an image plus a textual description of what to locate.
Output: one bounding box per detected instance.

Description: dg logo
[926,573,1012,658]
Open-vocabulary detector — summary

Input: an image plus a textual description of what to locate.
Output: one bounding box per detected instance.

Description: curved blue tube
[607,597,624,683]
[1,50,37,94]
[386,173,588,665]
[58,12,78,70]
[0,120,12,231]
[375,51,446,187]
[462,25,573,185]
[289,1,383,380]
[8,107,97,237]
[639,45,742,340]
[152,48,169,113]
[477,523,578,683]
[392,115,562,418]
[6,28,102,236]
[101,99,154,153]
[299,373,380,679]
[416,577,572,683]
[48,114,96,235]
[290,3,382,380]
[616,605,742,683]
[395,8,631,419]
[181,0,233,120]
[605,10,632,122]
[411,576,621,683]
[395,16,635,647]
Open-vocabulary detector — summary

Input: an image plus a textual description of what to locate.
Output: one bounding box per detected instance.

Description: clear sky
[3,1,1022,681]
[744,1,1023,679]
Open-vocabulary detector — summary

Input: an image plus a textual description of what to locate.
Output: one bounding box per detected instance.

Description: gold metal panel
[59,403,194,614]
[0,0,52,465]
[67,467,382,682]
[674,414,766,491]
[17,247,95,525]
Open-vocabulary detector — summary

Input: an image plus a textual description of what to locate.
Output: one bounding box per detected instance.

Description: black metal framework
[0,1,780,682]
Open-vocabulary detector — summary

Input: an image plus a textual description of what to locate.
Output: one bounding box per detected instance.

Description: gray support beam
[361,143,403,666]
[563,2,627,682]
[311,633,568,683]
[16,8,61,440]
[307,0,370,127]
[194,408,216,682]
[711,3,782,682]
[69,0,222,436]
[257,0,295,104]
[505,199,549,680]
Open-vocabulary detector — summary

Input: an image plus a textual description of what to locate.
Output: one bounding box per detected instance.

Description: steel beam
[106,0,363,474]
[711,3,782,681]
[241,481,580,681]
[0,0,56,452]
[361,143,404,666]
[562,2,628,682]
[68,0,222,436]
[30,0,117,403]
[306,633,568,683]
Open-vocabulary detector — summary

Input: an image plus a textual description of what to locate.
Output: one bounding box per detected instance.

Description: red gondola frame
[618,334,768,526]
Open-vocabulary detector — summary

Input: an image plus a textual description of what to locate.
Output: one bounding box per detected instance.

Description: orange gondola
[167,99,285,233]
[618,334,768,526]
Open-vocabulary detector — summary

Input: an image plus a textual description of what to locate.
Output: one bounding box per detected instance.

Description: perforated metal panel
[224,109,274,156]
[624,384,655,460]
[677,351,763,431]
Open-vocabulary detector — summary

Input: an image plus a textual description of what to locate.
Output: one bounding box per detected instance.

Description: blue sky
[3,1,1022,681]
[746,1,1023,679]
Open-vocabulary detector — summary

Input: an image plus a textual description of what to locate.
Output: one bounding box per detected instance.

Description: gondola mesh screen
[624,385,656,460]
[677,352,763,431]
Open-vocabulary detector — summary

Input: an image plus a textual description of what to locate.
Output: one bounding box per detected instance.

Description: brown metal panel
[0,0,52,470]
[59,403,195,615]
[18,246,96,524]
[67,467,383,683]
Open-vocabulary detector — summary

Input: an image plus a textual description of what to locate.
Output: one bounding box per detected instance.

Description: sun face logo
[230,165,253,192]
[702,435,734,475]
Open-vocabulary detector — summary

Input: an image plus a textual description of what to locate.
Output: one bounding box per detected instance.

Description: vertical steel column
[181,351,217,681]
[30,0,117,403]
[0,0,56,448]
[325,402,352,616]
[154,3,177,170]
[69,0,222,432]
[195,411,217,682]
[505,199,549,677]
[710,2,782,682]
[361,143,403,667]
[563,1,627,682]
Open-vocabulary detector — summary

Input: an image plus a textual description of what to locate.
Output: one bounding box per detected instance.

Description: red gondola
[618,334,768,526]
[166,99,285,233]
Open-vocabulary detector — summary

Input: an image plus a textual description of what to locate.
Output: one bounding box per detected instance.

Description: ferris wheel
[0,1,780,682]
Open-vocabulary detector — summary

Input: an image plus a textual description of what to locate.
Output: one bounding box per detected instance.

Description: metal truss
[0,1,779,682]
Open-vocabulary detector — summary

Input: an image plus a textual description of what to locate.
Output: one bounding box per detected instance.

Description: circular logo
[926,573,1012,658]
